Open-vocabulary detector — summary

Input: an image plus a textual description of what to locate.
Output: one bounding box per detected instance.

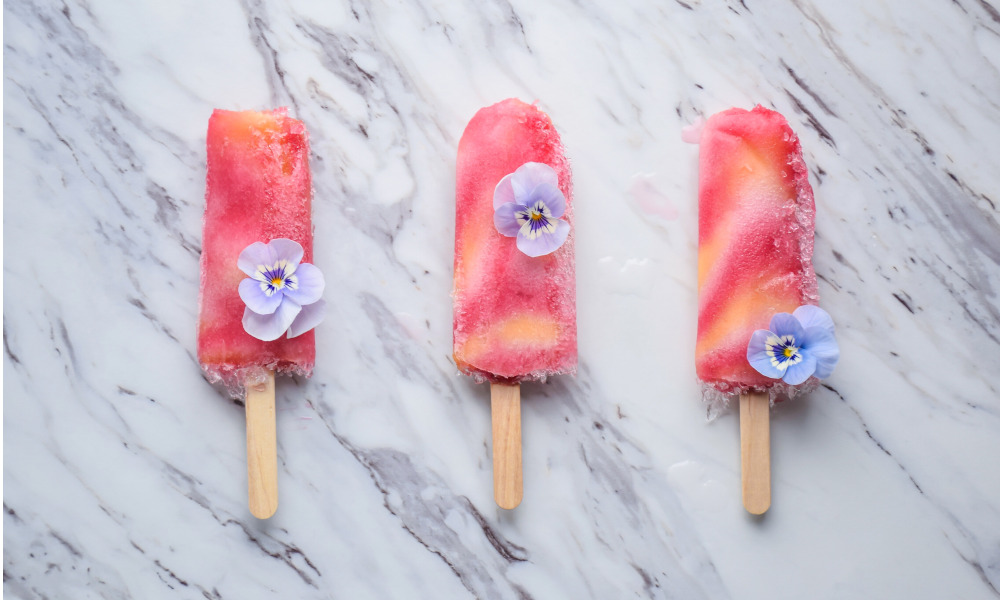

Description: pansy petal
[530,182,567,218]
[237,241,273,277]
[273,258,296,278]
[802,327,840,379]
[268,238,304,267]
[287,299,326,338]
[493,174,516,210]
[769,312,805,340]
[282,262,325,306]
[793,305,835,335]
[239,278,283,315]
[511,162,558,200]
[514,207,532,226]
[800,327,839,358]
[493,202,523,237]
[782,352,817,385]
[747,329,784,378]
[812,358,836,380]
[516,219,569,257]
[242,299,302,341]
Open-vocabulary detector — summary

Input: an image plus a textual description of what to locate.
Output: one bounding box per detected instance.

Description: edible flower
[747,305,839,385]
[237,238,326,341]
[493,162,570,257]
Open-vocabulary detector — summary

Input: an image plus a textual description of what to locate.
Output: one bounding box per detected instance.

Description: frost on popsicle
[747,305,839,385]
[493,162,570,257]
[238,238,326,341]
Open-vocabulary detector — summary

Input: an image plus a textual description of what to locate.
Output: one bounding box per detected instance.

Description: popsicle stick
[246,371,278,519]
[491,383,522,510]
[740,391,770,515]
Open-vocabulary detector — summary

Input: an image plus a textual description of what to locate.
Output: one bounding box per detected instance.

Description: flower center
[255,259,298,296]
[530,210,544,221]
[765,334,803,370]
[264,266,289,294]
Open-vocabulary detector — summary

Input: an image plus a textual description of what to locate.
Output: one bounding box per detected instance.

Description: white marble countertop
[5,1,1000,598]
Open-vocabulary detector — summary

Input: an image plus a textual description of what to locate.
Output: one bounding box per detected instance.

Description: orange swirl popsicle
[453,98,577,508]
[696,105,818,514]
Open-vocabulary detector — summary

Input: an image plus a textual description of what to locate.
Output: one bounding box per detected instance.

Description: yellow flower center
[531,211,543,221]
[783,347,795,357]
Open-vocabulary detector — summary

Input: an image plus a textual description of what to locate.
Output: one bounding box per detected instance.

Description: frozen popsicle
[695,105,836,513]
[198,108,324,518]
[453,98,576,508]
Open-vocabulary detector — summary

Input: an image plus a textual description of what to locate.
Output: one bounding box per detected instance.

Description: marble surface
[4,0,1000,598]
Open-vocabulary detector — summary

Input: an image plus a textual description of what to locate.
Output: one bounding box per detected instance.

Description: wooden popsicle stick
[740,390,771,515]
[246,371,278,519]
[491,383,522,510]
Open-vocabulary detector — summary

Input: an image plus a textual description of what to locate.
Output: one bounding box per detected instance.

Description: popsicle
[453,98,577,509]
[198,108,324,518]
[696,105,822,514]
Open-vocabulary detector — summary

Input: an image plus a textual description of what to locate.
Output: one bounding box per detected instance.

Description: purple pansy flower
[493,162,570,257]
[237,238,326,341]
[747,305,839,385]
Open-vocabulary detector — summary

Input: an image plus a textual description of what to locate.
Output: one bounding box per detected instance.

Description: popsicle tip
[250,499,278,519]
[496,492,522,510]
[743,495,770,515]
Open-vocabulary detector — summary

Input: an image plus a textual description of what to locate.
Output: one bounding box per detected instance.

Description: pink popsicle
[197,107,314,519]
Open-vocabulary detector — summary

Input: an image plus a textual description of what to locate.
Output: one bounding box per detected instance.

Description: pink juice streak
[696,105,817,393]
[197,108,315,391]
[453,99,577,383]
